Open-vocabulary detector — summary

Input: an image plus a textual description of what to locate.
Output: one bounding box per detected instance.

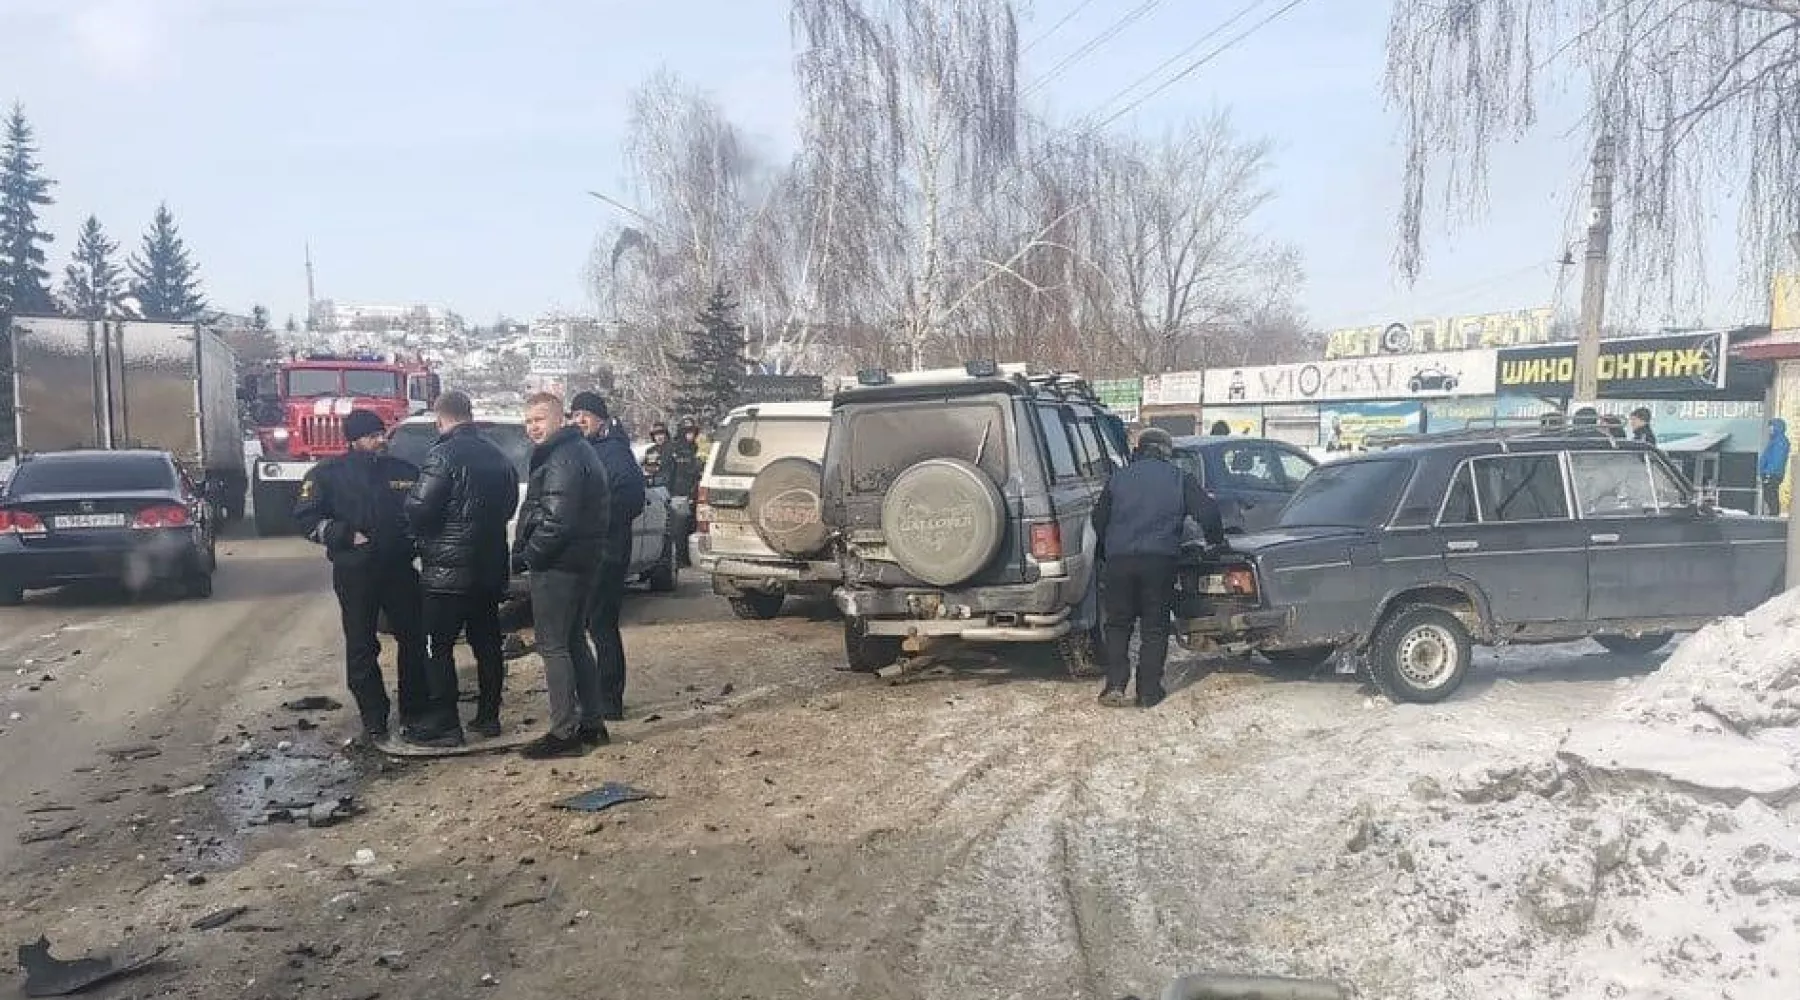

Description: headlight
[271,427,290,444]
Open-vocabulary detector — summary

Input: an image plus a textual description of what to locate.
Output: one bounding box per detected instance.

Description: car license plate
[52,513,127,529]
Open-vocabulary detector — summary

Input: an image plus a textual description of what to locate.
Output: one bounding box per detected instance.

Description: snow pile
[1346,593,1800,1000]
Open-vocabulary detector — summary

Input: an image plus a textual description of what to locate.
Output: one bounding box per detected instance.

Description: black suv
[823,363,1130,673]
[1178,431,1786,703]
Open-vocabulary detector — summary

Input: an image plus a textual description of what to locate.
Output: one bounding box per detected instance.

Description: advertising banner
[1203,349,1498,406]
[1326,307,1555,359]
[1198,405,1262,437]
[1320,400,1423,449]
[1093,377,1142,422]
[528,338,575,376]
[1140,370,1204,407]
[1493,395,1766,451]
[1495,331,1727,396]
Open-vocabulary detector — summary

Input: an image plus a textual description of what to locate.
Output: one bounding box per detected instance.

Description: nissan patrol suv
[1179,429,1787,703]
[822,362,1130,673]
[692,400,838,619]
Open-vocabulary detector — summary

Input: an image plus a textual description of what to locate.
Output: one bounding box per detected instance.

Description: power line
[1085,0,1276,122]
[1093,0,1318,129]
[1021,0,1101,54]
[1023,0,1167,98]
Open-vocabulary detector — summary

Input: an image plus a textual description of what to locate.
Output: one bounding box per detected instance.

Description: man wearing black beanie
[294,408,429,743]
[568,391,646,720]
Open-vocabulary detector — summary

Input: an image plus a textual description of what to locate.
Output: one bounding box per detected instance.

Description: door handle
[1590,533,1620,545]
[1446,540,1478,552]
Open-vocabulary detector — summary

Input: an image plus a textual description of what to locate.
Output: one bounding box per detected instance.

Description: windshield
[285,369,340,397]
[714,417,829,477]
[6,455,175,495]
[345,370,401,398]
[1277,458,1412,528]
[386,422,531,480]
[843,399,1009,494]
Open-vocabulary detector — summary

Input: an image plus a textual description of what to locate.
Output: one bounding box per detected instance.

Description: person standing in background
[664,419,704,567]
[294,409,427,744]
[404,391,519,745]
[569,391,646,721]
[1628,407,1657,446]
[1761,418,1790,515]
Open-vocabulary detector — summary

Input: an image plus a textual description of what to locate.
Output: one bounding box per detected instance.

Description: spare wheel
[880,458,1006,587]
[749,456,830,558]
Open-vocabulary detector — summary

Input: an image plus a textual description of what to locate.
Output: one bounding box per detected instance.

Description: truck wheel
[841,617,901,673]
[1056,627,1105,678]
[646,539,678,593]
[1367,605,1472,704]
[729,590,786,620]
[1261,647,1336,672]
[1593,633,1672,657]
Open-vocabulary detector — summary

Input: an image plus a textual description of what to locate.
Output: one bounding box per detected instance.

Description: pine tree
[284,315,298,335]
[250,304,270,330]
[128,203,207,321]
[0,103,55,317]
[670,283,749,428]
[61,216,126,319]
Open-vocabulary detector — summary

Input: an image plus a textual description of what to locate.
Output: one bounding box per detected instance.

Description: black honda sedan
[0,450,217,604]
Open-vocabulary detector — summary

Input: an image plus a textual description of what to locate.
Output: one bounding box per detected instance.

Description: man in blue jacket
[569,391,647,720]
[1091,428,1225,709]
[1762,417,1790,515]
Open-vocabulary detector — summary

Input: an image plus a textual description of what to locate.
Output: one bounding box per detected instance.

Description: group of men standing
[295,389,650,759]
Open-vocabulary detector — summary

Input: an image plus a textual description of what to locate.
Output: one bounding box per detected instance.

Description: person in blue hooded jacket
[1761,418,1790,515]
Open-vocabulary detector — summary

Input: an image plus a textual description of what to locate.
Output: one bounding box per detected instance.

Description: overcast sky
[0,0,1753,334]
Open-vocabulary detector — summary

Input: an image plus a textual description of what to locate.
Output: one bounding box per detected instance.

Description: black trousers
[586,559,630,718]
[423,589,505,728]
[332,559,427,732]
[1102,554,1178,701]
[1763,476,1784,516]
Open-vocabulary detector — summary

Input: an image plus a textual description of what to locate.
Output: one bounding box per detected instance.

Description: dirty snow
[1341,592,1800,999]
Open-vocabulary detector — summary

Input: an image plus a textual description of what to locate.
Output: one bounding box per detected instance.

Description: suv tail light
[1222,567,1257,597]
[695,486,711,534]
[0,510,46,535]
[132,505,191,529]
[1028,522,1063,561]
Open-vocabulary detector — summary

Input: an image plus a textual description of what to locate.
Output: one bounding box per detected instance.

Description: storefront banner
[1326,307,1554,359]
[1422,396,1500,430]
[1140,371,1204,407]
[1321,400,1423,449]
[1495,331,1727,395]
[1493,395,1766,451]
[1197,405,1262,437]
[1203,349,1499,406]
[1093,377,1142,422]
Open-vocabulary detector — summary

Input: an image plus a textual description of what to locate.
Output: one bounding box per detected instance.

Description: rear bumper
[0,534,203,588]
[834,580,1075,643]
[1177,607,1293,637]
[253,461,315,485]
[693,536,840,593]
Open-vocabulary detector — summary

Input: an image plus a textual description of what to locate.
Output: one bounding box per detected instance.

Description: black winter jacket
[405,423,521,595]
[294,450,421,568]
[513,425,611,575]
[589,428,647,566]
[1092,455,1225,559]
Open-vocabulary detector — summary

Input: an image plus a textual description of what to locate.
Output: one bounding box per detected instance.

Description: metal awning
[1663,431,1730,452]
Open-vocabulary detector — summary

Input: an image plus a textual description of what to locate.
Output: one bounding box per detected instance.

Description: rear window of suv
[714,417,829,477]
[844,399,1009,493]
[1277,457,1412,527]
[7,454,175,494]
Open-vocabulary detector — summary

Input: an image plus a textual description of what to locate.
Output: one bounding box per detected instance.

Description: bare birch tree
[791,0,1021,368]
[1386,0,1800,312]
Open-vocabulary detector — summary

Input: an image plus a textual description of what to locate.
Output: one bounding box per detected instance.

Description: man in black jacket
[569,391,646,720]
[1091,427,1225,709]
[513,392,612,759]
[404,391,520,746]
[294,409,428,742]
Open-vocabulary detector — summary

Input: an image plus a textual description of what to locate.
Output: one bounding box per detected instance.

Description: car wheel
[186,572,214,600]
[1593,633,1672,657]
[1261,646,1336,671]
[0,584,23,607]
[1368,605,1472,703]
[1056,627,1105,679]
[646,538,678,593]
[728,590,786,620]
[841,616,901,673]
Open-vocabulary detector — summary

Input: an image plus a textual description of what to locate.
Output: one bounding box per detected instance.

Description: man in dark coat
[569,392,647,720]
[294,408,427,742]
[1628,407,1658,447]
[403,391,520,745]
[663,419,703,566]
[1091,427,1225,709]
[513,392,612,759]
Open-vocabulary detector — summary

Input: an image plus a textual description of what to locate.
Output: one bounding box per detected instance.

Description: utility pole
[303,243,317,332]
[1572,133,1614,407]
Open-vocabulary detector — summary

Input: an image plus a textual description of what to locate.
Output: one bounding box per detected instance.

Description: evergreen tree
[670,283,749,428]
[0,103,55,317]
[250,304,270,330]
[128,203,207,321]
[284,315,298,334]
[61,216,126,319]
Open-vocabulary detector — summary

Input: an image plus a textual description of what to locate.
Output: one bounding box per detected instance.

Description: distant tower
[304,243,317,331]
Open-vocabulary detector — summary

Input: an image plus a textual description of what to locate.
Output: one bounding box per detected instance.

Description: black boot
[468,714,502,739]
[519,732,587,760]
[406,722,465,748]
[577,722,610,747]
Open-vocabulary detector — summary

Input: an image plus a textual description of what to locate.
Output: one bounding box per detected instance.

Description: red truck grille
[300,415,345,451]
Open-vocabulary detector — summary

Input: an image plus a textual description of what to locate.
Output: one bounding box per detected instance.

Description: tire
[880,458,1006,587]
[646,538,678,593]
[1057,627,1105,679]
[1594,633,1672,657]
[1261,646,1336,671]
[0,584,23,607]
[1367,605,1473,704]
[841,616,901,673]
[728,590,786,620]
[253,480,293,537]
[749,457,830,558]
[186,571,214,600]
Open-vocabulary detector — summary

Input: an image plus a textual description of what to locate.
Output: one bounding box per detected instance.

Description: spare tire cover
[880,458,1006,587]
[749,456,830,558]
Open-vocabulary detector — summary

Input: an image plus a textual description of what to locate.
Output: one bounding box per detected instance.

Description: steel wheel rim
[1396,623,1458,688]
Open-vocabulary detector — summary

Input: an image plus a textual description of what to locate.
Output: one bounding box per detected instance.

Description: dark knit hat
[342,409,386,442]
[569,391,609,419]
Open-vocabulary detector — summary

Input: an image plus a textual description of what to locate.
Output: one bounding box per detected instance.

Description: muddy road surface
[0,537,1672,999]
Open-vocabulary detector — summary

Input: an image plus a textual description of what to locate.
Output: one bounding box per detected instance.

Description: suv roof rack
[835,360,1102,405]
[1365,417,1631,452]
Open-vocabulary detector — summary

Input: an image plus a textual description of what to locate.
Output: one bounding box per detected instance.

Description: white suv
[691,401,838,619]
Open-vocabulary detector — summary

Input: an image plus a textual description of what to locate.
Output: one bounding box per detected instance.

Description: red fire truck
[242,351,439,535]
